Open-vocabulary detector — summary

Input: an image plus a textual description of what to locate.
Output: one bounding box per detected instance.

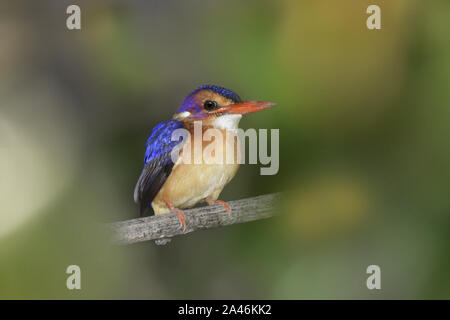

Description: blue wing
[134,119,185,216]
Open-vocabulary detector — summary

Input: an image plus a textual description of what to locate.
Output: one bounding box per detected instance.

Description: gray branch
[109,193,281,245]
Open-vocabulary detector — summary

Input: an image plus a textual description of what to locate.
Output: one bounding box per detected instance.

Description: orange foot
[163,199,186,231]
[205,197,232,216]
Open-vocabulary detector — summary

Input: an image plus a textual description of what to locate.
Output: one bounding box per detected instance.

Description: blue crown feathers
[190,85,241,103]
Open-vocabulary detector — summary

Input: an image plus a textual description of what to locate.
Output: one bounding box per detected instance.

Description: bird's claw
[163,199,187,231]
[205,197,232,216]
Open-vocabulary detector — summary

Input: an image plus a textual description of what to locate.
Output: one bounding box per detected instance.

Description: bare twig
[109,193,281,245]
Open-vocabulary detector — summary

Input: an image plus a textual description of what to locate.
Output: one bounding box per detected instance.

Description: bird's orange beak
[218,101,275,115]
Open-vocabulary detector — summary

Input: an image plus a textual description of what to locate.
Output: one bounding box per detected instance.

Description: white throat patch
[211,114,242,129]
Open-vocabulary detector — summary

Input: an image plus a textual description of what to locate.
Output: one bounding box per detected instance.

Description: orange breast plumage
[151,127,240,214]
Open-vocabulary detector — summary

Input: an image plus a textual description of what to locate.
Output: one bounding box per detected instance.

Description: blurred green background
[1,0,449,299]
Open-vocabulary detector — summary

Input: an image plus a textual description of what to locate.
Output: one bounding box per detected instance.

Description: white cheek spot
[175,111,191,119]
[212,114,242,129]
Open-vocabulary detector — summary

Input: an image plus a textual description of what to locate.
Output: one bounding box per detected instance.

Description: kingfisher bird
[134,85,274,230]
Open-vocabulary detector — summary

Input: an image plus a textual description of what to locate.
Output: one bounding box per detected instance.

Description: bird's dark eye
[203,100,219,111]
